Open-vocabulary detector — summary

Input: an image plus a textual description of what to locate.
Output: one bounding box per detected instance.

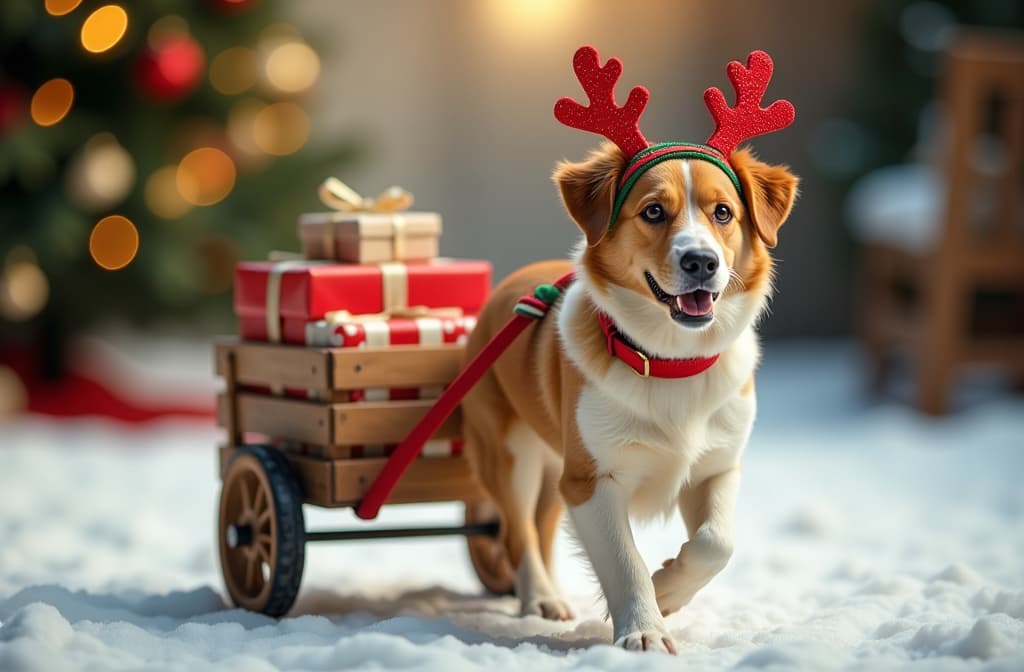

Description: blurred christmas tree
[0,0,358,360]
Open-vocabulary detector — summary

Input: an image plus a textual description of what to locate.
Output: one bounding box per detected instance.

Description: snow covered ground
[1,343,1022,671]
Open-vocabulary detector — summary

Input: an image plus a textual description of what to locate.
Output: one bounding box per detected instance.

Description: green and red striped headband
[554,47,796,229]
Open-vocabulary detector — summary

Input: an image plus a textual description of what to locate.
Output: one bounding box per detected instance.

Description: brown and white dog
[462,47,799,653]
[461,142,798,652]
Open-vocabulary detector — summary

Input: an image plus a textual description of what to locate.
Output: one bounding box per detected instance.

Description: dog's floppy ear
[731,148,799,248]
[553,143,626,247]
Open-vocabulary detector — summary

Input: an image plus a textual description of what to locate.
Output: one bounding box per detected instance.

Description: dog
[461,48,798,653]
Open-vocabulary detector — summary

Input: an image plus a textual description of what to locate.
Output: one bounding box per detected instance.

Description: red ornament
[134,35,205,102]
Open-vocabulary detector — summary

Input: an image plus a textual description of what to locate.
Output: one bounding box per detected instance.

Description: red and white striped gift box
[304,313,477,402]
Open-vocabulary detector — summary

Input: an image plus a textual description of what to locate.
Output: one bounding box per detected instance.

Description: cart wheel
[465,499,514,595]
[218,445,305,616]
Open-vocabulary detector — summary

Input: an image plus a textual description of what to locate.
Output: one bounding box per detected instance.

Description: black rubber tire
[219,445,306,617]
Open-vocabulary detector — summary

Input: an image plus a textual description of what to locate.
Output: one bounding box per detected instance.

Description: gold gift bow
[322,306,464,324]
[318,177,414,213]
[316,178,416,260]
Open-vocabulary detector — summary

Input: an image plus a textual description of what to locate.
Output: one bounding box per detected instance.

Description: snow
[1,342,1023,671]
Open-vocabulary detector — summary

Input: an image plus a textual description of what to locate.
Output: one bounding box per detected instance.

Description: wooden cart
[214,338,513,616]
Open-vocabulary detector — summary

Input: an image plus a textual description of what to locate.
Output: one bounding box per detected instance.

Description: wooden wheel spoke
[256,542,271,565]
[244,554,257,592]
[256,508,272,528]
[252,485,266,515]
[238,478,252,515]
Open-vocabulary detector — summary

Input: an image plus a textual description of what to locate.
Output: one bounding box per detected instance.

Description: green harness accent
[608,142,744,231]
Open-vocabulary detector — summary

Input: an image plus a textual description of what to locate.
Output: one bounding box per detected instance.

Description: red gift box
[235,259,491,343]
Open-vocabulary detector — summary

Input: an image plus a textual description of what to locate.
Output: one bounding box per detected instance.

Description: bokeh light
[89,215,139,270]
[66,133,135,211]
[252,102,309,156]
[264,40,320,94]
[1,250,49,322]
[45,0,83,17]
[210,47,259,95]
[81,5,128,54]
[145,165,193,219]
[176,147,236,206]
[30,78,74,127]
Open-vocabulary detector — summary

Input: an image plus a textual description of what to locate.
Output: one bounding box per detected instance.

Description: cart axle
[304,520,500,543]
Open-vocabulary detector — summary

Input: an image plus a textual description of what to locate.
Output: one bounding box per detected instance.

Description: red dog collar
[597,311,719,378]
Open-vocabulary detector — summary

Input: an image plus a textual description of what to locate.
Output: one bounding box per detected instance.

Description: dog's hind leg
[502,422,574,620]
[535,464,564,573]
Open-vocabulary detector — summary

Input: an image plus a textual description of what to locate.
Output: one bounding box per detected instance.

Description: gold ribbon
[318,177,414,213]
[322,306,464,324]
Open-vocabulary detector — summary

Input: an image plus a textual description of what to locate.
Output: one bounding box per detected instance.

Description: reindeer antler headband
[555,46,795,229]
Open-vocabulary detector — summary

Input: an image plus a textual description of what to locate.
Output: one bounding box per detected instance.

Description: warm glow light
[89,215,139,270]
[252,102,309,156]
[176,147,236,206]
[1,260,49,321]
[485,0,577,37]
[264,41,320,94]
[210,47,259,95]
[45,0,83,16]
[30,79,74,127]
[145,165,192,219]
[81,5,128,54]
[66,133,135,211]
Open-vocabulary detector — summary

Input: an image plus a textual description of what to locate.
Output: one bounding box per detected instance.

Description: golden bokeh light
[30,78,74,127]
[89,215,139,270]
[252,102,310,156]
[264,41,320,94]
[45,0,83,17]
[66,133,135,211]
[210,47,259,95]
[1,259,49,321]
[176,147,236,206]
[145,165,193,219]
[81,5,128,54]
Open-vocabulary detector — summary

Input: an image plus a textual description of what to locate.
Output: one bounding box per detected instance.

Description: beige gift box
[298,212,442,263]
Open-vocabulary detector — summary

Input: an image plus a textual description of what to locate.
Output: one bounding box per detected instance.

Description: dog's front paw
[614,628,677,655]
[521,596,574,621]
[652,561,691,616]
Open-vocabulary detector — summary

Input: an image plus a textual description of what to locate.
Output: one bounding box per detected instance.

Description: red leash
[355,273,576,520]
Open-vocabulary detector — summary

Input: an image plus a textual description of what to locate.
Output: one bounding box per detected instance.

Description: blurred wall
[291,0,869,338]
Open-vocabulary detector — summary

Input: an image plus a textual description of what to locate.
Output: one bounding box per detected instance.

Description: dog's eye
[641,204,666,224]
[713,204,733,224]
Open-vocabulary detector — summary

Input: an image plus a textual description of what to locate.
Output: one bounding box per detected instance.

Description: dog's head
[554,142,799,353]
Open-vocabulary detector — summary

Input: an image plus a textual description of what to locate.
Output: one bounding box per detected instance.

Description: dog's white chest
[575,337,758,518]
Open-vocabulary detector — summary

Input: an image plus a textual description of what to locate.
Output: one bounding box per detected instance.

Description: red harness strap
[597,312,719,378]
[355,272,576,520]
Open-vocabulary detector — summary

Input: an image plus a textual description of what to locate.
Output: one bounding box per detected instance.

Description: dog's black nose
[680,250,719,281]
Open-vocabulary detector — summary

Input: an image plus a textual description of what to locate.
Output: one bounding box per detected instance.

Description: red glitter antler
[554,46,650,159]
[704,50,795,157]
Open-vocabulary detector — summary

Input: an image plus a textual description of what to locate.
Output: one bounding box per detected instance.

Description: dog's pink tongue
[676,290,714,316]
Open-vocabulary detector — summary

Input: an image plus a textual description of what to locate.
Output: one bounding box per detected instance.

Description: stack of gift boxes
[230,184,491,459]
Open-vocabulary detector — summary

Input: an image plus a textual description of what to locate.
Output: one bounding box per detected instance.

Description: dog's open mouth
[644,271,719,326]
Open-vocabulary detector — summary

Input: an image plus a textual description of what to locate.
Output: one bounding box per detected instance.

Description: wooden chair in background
[858,30,1024,414]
